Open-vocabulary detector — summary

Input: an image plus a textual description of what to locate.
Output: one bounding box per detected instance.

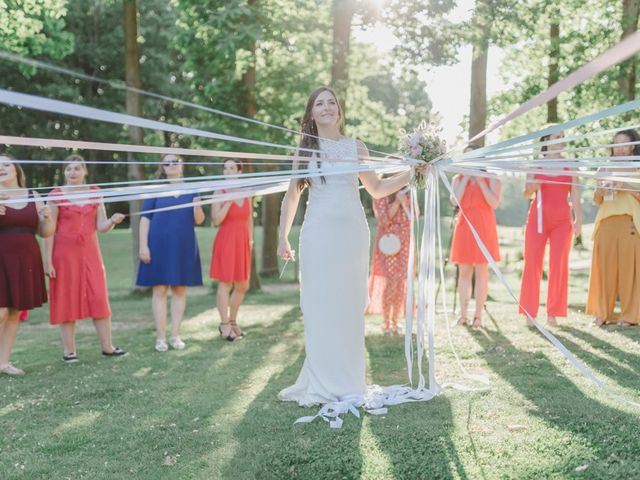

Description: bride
[277,86,418,407]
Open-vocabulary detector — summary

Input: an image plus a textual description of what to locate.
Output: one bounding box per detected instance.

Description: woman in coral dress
[449,163,501,328]
[0,155,54,376]
[519,130,582,326]
[44,155,126,362]
[210,159,253,341]
[367,187,413,334]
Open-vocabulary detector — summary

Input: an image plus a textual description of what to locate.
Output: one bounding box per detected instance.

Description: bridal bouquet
[399,120,446,189]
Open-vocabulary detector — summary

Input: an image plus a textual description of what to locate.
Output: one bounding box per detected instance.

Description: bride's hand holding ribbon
[277,237,295,262]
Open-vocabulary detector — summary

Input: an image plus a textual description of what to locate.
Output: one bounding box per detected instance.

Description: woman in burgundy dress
[0,155,54,376]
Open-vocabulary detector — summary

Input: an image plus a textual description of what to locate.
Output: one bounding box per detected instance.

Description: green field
[2,224,640,479]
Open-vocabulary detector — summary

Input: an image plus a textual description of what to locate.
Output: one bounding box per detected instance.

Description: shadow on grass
[365,334,467,480]
[558,325,640,375]
[547,331,640,394]
[602,323,640,348]
[0,303,303,479]
[469,327,640,478]
[214,309,370,480]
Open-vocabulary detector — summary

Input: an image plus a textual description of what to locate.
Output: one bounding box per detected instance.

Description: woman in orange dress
[449,157,501,328]
[519,131,582,326]
[44,155,126,362]
[210,159,253,341]
[367,187,413,334]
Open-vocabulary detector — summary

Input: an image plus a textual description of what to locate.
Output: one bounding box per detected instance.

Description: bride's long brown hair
[297,86,345,191]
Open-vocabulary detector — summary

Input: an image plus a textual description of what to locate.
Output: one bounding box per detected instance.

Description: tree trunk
[123,0,145,287]
[468,36,488,146]
[242,0,261,291]
[547,21,560,123]
[619,0,640,102]
[331,0,355,110]
[261,191,281,277]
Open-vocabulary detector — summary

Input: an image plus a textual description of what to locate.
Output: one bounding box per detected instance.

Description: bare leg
[0,308,22,371]
[457,264,473,324]
[152,285,169,340]
[216,282,232,325]
[170,286,186,339]
[60,322,76,355]
[473,264,489,327]
[93,318,114,352]
[229,280,249,336]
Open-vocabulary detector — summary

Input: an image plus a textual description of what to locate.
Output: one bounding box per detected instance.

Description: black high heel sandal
[218,323,236,342]
[229,320,244,340]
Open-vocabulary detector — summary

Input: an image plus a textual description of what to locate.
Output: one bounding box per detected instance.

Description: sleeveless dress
[210,197,251,282]
[278,137,369,406]
[0,191,47,311]
[136,193,203,287]
[450,178,500,264]
[48,187,111,324]
[367,195,412,316]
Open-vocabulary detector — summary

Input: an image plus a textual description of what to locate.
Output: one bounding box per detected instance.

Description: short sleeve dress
[136,193,203,287]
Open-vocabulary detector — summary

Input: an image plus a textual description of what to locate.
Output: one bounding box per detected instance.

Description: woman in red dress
[0,155,54,376]
[449,151,501,328]
[210,159,253,341]
[43,155,126,362]
[519,131,582,326]
[367,187,413,334]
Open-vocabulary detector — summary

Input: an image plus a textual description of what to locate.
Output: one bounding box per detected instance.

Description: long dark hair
[297,86,345,191]
[539,129,562,153]
[611,129,640,157]
[0,154,25,188]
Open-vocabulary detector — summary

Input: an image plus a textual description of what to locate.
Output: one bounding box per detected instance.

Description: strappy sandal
[229,320,244,340]
[0,364,25,376]
[456,316,468,326]
[472,316,482,328]
[218,323,238,342]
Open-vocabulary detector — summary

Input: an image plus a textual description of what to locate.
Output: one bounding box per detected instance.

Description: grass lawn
[3,223,640,479]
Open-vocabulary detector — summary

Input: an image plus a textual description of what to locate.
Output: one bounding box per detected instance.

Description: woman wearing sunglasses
[137,155,205,352]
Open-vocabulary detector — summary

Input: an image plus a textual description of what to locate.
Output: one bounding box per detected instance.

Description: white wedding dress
[278,137,370,406]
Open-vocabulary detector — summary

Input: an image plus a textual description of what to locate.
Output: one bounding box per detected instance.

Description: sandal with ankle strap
[229,320,245,339]
[218,323,238,342]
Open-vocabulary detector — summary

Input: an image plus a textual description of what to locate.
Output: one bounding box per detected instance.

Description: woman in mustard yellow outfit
[587,129,640,326]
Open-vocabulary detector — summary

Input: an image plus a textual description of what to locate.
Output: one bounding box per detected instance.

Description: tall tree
[242,0,262,290]
[547,19,560,123]
[468,0,491,145]
[619,0,640,102]
[331,0,356,108]
[123,0,145,285]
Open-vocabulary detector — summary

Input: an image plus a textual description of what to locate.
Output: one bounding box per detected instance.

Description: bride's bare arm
[356,141,412,199]
[278,160,304,260]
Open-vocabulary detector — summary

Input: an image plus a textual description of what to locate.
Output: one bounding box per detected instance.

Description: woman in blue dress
[137,155,205,352]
